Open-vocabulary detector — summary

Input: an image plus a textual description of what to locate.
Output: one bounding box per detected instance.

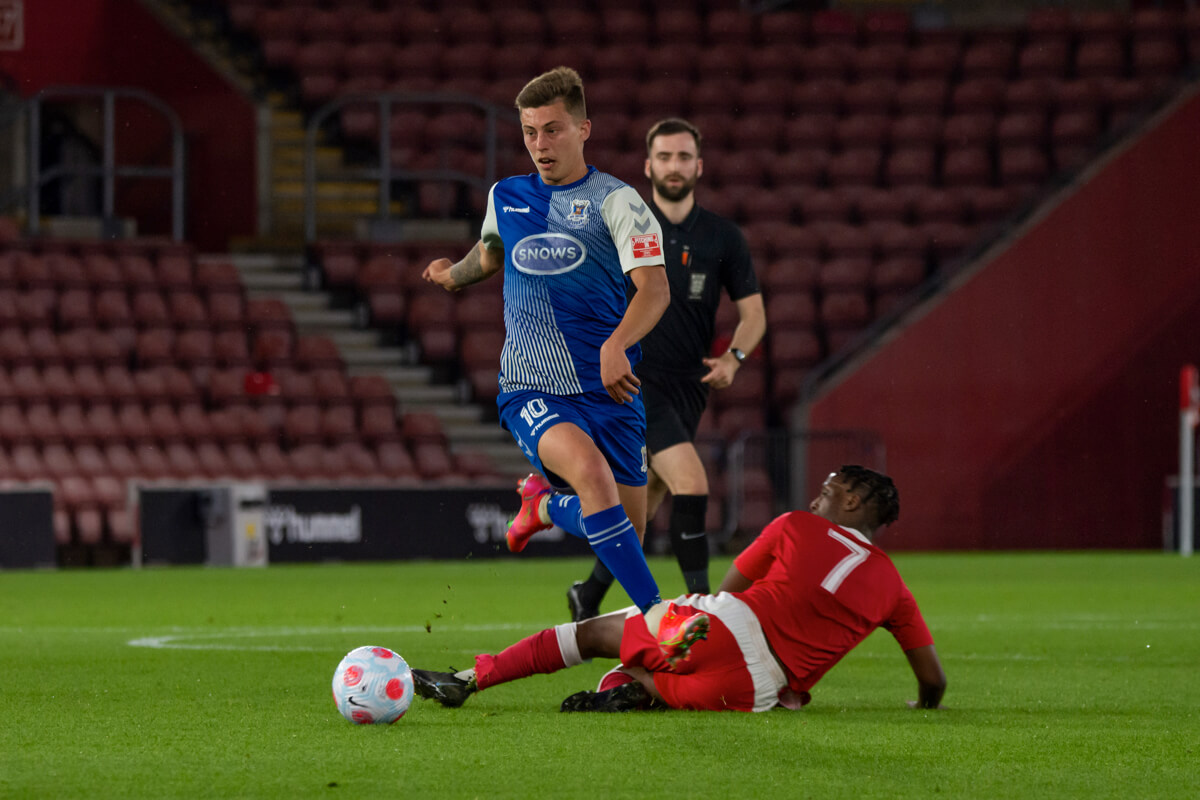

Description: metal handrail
[720,428,886,541]
[26,86,185,240]
[304,91,506,242]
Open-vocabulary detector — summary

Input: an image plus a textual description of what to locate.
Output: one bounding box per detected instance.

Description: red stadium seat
[1017,41,1070,80]
[853,43,906,80]
[904,43,960,79]
[961,41,1015,79]
[756,11,807,47]
[941,147,993,188]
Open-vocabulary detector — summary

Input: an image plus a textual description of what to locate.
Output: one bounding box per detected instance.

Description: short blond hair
[515,66,587,120]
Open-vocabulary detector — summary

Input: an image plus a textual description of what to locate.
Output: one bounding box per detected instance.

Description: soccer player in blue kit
[423,67,709,661]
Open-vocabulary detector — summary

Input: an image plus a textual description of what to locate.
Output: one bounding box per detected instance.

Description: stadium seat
[294,335,344,372]
[1004,78,1055,113]
[910,188,968,225]
[961,41,1015,79]
[1075,40,1126,80]
[890,113,942,148]
[894,78,949,116]
[69,364,108,406]
[998,146,1050,187]
[1025,8,1072,45]
[154,255,193,292]
[862,9,910,46]
[826,148,882,188]
[348,374,395,411]
[853,43,906,80]
[134,328,174,369]
[377,441,418,481]
[757,10,807,47]
[252,329,295,370]
[283,405,322,447]
[996,111,1048,148]
[177,403,214,443]
[173,330,215,371]
[1017,41,1070,79]
[1052,78,1105,113]
[904,42,960,79]
[835,113,890,149]
[941,147,993,187]
[885,148,937,187]
[792,78,846,115]
[856,188,911,224]
[765,289,818,330]
[951,78,1006,114]
[42,365,77,407]
[1131,39,1183,80]
[873,255,928,294]
[922,221,976,268]
[360,404,401,446]
[784,112,837,150]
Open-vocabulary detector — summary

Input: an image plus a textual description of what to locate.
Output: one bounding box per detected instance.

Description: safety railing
[715,428,886,544]
[26,86,185,240]
[304,92,507,242]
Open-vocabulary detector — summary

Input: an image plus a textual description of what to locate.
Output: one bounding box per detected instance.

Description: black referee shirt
[633,200,760,380]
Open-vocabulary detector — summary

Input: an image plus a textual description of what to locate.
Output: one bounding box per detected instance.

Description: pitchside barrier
[131,428,886,567]
[136,483,589,566]
[0,484,55,569]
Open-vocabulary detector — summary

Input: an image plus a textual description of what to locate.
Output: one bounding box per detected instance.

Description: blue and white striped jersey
[481,166,665,396]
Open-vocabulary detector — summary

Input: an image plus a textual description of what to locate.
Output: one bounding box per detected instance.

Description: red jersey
[733,510,933,694]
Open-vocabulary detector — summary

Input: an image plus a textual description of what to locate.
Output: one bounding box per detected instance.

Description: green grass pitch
[1,552,1197,799]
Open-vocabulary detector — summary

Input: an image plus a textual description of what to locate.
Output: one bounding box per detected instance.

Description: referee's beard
[651,173,697,203]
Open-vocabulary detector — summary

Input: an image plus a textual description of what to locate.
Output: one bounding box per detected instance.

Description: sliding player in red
[412,465,947,712]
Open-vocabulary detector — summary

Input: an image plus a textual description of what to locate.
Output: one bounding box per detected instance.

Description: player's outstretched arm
[423,241,503,292]
[716,562,754,593]
[904,644,947,709]
[600,264,669,403]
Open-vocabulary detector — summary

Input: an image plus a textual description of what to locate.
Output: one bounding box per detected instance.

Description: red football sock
[597,668,636,692]
[474,628,566,690]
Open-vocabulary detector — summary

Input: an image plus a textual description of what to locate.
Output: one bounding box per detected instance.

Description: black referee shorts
[641,370,709,454]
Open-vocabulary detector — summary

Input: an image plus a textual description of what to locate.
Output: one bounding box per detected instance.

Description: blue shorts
[497,389,648,488]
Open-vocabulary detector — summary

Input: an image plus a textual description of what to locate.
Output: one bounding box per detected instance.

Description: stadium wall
[804,86,1200,551]
[0,0,255,250]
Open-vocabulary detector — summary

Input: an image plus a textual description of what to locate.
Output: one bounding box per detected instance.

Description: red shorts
[619,593,788,712]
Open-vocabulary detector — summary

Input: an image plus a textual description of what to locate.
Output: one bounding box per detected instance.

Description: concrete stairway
[217,252,528,480]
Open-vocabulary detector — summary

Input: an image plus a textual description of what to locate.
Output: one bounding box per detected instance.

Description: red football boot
[656,602,710,666]
[505,473,553,553]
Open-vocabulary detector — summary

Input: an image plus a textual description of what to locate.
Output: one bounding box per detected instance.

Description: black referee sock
[670,494,710,595]
[579,560,614,609]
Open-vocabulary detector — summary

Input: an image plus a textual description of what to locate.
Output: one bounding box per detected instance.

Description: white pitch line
[125,622,548,652]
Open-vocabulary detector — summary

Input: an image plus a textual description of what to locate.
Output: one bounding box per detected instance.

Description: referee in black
[568,117,766,620]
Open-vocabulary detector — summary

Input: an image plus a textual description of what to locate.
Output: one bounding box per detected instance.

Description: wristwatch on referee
[728,347,747,363]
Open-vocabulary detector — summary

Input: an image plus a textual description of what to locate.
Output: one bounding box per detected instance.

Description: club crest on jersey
[512,232,587,275]
[564,198,591,228]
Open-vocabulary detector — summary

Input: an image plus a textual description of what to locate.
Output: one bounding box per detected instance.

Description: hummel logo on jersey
[503,206,531,213]
[628,200,653,233]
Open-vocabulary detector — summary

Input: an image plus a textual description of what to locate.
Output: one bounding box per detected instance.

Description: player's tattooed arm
[423,241,503,292]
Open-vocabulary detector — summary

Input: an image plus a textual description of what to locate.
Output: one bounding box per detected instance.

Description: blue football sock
[546,494,585,539]
[582,505,661,613]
